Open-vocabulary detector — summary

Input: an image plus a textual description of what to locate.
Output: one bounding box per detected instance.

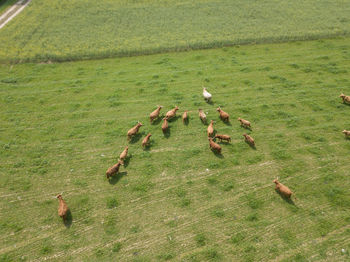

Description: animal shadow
[168,115,180,123]
[223,120,232,126]
[129,132,144,144]
[183,117,189,126]
[206,99,214,105]
[245,140,256,150]
[109,171,128,185]
[163,128,171,138]
[275,189,296,205]
[241,125,252,131]
[211,149,224,158]
[143,140,154,151]
[64,210,73,228]
[201,119,207,125]
[151,117,162,125]
[123,155,132,167]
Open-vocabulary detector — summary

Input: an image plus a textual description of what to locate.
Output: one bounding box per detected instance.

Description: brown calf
[342,130,350,137]
[340,93,350,104]
[215,134,231,143]
[142,133,152,148]
[149,106,163,123]
[243,134,255,146]
[57,194,69,222]
[238,117,251,128]
[165,106,179,119]
[182,110,188,123]
[162,118,169,133]
[119,146,128,164]
[273,179,293,199]
[127,122,143,140]
[198,109,207,123]
[207,120,214,137]
[208,137,221,154]
[106,160,123,179]
[217,107,229,122]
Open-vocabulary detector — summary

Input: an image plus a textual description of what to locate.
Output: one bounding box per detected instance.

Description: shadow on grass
[275,189,296,205]
[222,120,232,126]
[129,132,144,144]
[241,125,252,131]
[163,128,171,138]
[64,210,73,228]
[212,149,224,158]
[123,155,132,167]
[109,171,127,185]
[341,102,350,107]
[168,115,180,123]
[143,140,154,151]
[151,117,162,125]
[183,117,189,126]
[245,140,256,150]
[206,99,214,105]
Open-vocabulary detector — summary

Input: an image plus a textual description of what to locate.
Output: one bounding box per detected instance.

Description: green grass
[0,0,350,62]
[0,38,350,261]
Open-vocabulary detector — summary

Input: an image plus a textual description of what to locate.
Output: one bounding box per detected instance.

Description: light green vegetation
[1,38,350,261]
[0,0,350,62]
[0,0,18,14]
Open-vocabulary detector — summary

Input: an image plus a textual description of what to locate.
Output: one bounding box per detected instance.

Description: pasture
[0,0,350,62]
[1,37,350,261]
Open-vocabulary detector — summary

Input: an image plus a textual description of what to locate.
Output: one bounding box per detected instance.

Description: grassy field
[0,0,350,62]
[1,37,350,261]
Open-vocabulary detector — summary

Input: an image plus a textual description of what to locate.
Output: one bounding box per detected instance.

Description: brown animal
[182,110,188,123]
[207,120,214,137]
[217,107,229,122]
[340,93,350,104]
[162,117,169,133]
[119,146,128,164]
[149,106,163,123]
[215,134,231,142]
[238,117,251,128]
[106,160,123,179]
[243,134,255,146]
[208,137,221,154]
[342,130,350,137]
[273,179,293,199]
[198,109,207,123]
[57,194,69,222]
[142,133,152,148]
[165,106,179,119]
[127,122,143,140]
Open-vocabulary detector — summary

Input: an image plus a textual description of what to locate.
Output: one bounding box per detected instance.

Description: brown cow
[182,110,188,123]
[119,146,128,164]
[273,179,293,199]
[106,160,123,179]
[165,106,179,119]
[127,122,143,140]
[243,134,255,147]
[57,194,69,222]
[215,134,231,143]
[342,130,350,137]
[142,133,152,148]
[340,93,350,104]
[198,109,207,123]
[149,106,163,123]
[162,117,169,133]
[208,137,221,154]
[217,107,229,122]
[238,117,251,129]
[207,120,214,137]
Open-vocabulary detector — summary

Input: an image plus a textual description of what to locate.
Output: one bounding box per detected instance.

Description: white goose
[202,87,212,102]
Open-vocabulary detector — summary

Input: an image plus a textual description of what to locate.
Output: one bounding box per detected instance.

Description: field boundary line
[0,0,31,30]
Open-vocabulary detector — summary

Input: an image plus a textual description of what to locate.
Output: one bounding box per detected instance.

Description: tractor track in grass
[0,0,31,29]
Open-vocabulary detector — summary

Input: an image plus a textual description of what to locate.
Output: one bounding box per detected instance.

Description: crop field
[1,37,350,261]
[0,0,350,62]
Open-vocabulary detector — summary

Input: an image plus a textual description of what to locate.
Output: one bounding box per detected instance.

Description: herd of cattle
[56,91,350,223]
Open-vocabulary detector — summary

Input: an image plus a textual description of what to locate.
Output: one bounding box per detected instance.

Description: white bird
[203,87,212,102]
